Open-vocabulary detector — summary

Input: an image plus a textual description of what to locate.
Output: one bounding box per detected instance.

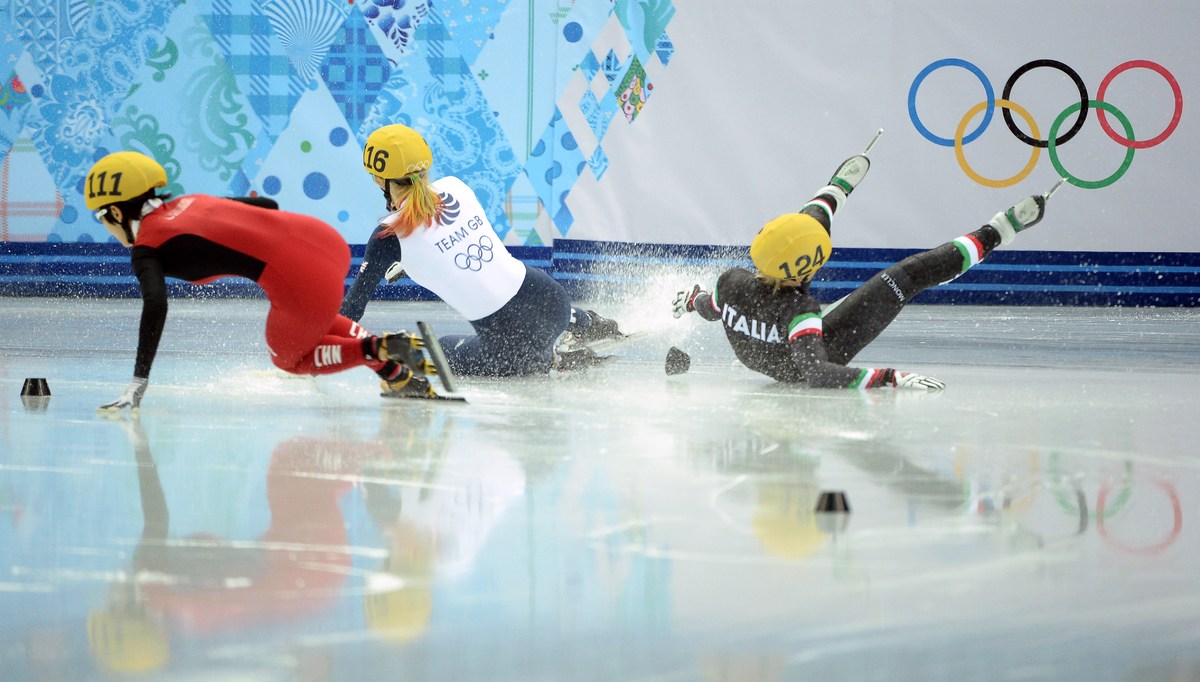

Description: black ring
[1001,59,1089,148]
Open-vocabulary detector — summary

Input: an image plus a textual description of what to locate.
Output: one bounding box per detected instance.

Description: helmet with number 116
[84,152,168,211]
[363,124,433,181]
[750,213,832,282]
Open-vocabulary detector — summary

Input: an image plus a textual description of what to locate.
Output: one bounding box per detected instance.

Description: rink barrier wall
[1,241,1197,307]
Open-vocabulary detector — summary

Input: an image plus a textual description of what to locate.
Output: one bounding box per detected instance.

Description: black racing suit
[693,268,896,388]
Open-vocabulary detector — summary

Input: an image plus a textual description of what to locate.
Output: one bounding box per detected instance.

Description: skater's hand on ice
[893,371,945,392]
[672,285,705,318]
[99,377,148,412]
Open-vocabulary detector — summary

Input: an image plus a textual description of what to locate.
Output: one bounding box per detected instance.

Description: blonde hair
[380,172,444,238]
[754,271,809,292]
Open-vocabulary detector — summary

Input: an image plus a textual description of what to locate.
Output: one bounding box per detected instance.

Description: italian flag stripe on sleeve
[850,368,882,390]
[952,235,985,273]
[788,313,823,341]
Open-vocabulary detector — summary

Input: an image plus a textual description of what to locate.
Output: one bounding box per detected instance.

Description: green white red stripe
[788,313,823,341]
[849,367,886,389]
[952,234,985,273]
[802,195,836,221]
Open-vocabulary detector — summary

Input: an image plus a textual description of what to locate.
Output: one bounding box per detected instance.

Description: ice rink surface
[2,295,1199,681]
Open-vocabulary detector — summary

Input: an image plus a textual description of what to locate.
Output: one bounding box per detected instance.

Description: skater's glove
[99,376,148,412]
[672,285,706,318]
[893,371,945,392]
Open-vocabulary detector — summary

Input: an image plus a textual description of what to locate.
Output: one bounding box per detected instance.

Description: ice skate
[553,345,615,372]
[553,329,615,371]
[823,128,882,197]
[377,323,465,400]
[378,331,427,371]
[380,372,435,399]
[570,309,625,345]
[827,154,871,196]
[988,194,1047,245]
[379,369,466,402]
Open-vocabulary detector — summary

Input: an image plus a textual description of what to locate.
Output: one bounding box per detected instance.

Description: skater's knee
[270,353,301,374]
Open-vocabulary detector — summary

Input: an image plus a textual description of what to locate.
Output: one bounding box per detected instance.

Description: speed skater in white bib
[672,143,1063,391]
[348,124,625,393]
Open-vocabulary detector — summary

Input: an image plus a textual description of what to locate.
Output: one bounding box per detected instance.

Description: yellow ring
[954,99,1041,188]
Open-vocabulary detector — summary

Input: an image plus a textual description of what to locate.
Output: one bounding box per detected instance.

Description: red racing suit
[128,195,379,378]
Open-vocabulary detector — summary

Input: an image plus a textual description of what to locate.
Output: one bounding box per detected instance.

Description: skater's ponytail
[380,172,445,238]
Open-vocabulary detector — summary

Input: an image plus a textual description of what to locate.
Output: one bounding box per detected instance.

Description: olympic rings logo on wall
[908,58,1184,189]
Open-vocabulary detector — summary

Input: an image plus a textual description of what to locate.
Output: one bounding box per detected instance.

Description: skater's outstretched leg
[799,154,872,234]
[821,188,1051,365]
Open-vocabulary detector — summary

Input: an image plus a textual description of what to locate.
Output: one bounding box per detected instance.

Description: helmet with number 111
[84,151,167,211]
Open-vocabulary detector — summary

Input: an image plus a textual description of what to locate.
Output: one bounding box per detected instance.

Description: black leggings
[440,264,572,376]
[820,232,999,364]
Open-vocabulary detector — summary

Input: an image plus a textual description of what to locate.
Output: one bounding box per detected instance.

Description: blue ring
[908,58,995,147]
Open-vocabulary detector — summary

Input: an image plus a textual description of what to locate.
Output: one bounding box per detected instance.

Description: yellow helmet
[364,585,433,643]
[363,124,433,180]
[87,610,170,674]
[749,213,831,281]
[84,151,168,211]
[751,482,827,558]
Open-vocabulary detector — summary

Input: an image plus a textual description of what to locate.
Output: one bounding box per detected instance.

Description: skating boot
[380,369,438,399]
[988,195,1047,246]
[805,154,872,222]
[570,309,625,344]
[554,345,614,372]
[828,154,871,196]
[378,331,436,376]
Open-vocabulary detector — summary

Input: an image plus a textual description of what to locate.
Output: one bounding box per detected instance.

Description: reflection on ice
[1,299,1199,680]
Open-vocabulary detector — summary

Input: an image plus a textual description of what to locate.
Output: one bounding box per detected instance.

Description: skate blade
[417,321,460,394]
[380,389,467,403]
[555,353,616,373]
[584,330,649,354]
[1044,177,1068,201]
[862,127,884,155]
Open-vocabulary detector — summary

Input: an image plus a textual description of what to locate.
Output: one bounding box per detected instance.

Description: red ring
[1096,60,1183,149]
[1097,479,1182,555]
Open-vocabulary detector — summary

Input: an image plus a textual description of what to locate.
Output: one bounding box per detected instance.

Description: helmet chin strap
[381,182,395,212]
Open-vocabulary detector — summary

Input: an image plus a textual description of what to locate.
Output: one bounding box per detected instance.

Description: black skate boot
[378,331,435,376]
[571,309,624,344]
[380,369,437,399]
[552,344,614,372]
[379,366,465,401]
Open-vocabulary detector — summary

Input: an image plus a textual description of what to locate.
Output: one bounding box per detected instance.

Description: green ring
[1048,100,1135,189]
[1047,452,1133,520]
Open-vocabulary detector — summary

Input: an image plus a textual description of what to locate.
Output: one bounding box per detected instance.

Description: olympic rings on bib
[908,58,1183,189]
[454,235,494,271]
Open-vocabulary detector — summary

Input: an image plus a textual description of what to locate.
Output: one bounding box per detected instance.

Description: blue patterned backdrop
[0,0,677,245]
